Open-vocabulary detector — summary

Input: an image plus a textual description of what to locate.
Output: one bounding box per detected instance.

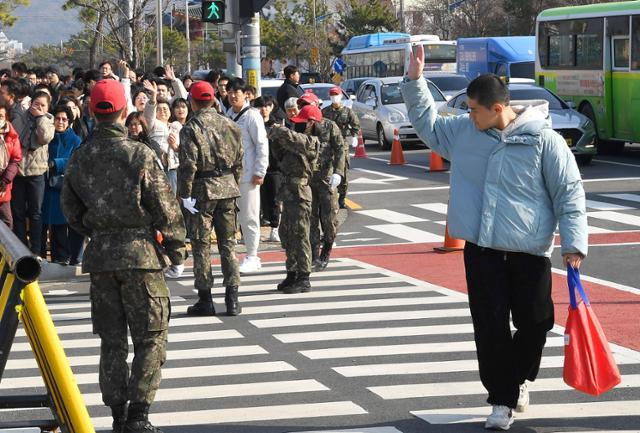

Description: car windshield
[427,76,469,91]
[510,88,566,110]
[380,82,445,105]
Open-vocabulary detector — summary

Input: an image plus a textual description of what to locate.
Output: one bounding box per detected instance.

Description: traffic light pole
[241,13,261,95]
[225,1,242,78]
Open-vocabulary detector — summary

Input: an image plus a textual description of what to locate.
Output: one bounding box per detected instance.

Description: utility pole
[226,0,242,77]
[399,0,405,32]
[185,0,191,74]
[241,12,261,95]
[156,0,164,66]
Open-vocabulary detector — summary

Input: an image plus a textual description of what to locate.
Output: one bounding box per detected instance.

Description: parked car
[300,83,354,110]
[352,76,447,150]
[260,79,284,99]
[340,77,373,97]
[439,83,597,165]
[422,72,470,99]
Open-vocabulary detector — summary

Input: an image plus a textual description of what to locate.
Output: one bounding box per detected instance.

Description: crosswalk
[1,258,639,432]
[344,193,640,245]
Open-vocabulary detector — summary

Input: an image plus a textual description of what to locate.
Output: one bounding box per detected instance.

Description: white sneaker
[164,264,184,279]
[515,382,529,413]
[269,227,280,242]
[239,256,261,274]
[484,405,514,430]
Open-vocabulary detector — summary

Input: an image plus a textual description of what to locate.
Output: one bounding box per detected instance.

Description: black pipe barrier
[0,394,51,409]
[0,221,41,283]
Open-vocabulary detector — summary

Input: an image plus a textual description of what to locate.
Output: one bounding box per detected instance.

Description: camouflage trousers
[310,179,338,249]
[280,197,312,274]
[90,270,169,407]
[338,157,349,200]
[186,198,240,289]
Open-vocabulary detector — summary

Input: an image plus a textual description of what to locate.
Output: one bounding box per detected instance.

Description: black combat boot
[311,244,322,270]
[186,289,215,316]
[124,403,164,433]
[277,271,296,291]
[338,195,347,209]
[283,272,311,294]
[111,403,127,433]
[313,241,333,272]
[225,286,241,316]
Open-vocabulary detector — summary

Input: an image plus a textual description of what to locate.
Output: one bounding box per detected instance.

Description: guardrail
[0,221,94,432]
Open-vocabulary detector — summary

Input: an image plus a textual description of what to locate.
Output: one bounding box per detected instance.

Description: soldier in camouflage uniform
[296,104,345,272]
[178,81,244,316]
[61,80,186,433]
[322,86,360,209]
[267,118,319,293]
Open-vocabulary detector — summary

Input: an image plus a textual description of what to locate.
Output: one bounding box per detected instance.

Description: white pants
[238,182,261,257]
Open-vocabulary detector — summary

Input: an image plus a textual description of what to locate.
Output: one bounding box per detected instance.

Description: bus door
[609,16,632,140]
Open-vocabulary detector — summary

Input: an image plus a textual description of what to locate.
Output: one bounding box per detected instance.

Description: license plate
[565,138,573,146]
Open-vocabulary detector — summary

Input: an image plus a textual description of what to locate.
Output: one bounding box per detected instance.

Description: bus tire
[377,124,391,150]
[579,103,624,155]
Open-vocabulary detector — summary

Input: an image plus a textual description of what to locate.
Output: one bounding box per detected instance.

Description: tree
[333,0,400,53]
[0,0,29,27]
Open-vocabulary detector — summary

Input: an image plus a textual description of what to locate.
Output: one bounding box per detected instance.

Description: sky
[2,0,82,48]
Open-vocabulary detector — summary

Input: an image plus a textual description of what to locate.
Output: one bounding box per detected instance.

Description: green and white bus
[536,1,640,153]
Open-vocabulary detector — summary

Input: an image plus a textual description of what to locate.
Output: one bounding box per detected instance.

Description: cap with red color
[190,81,215,101]
[329,86,341,96]
[290,104,323,123]
[298,90,321,107]
[90,79,127,114]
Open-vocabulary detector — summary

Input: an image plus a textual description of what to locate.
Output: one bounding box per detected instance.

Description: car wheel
[377,124,390,150]
[575,154,593,166]
[579,104,624,155]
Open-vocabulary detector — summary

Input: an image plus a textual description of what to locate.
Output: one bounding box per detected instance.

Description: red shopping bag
[563,266,621,395]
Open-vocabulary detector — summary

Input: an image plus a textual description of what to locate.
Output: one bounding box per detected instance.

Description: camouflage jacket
[310,119,345,181]
[322,104,360,138]
[178,108,243,200]
[61,123,186,273]
[268,125,318,202]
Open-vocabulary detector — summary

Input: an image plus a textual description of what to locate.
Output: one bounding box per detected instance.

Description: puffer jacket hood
[500,100,550,140]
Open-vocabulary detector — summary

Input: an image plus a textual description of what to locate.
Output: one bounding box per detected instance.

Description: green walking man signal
[202,1,225,23]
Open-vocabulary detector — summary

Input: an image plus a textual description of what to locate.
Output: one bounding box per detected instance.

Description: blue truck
[456,36,535,81]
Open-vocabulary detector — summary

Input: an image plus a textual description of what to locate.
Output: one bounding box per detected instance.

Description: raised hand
[407,44,425,81]
[164,64,176,81]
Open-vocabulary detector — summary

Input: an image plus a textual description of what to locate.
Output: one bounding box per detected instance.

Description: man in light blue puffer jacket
[401,46,588,431]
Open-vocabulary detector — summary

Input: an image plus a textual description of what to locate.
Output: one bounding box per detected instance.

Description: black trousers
[464,242,554,408]
[42,224,84,264]
[260,172,281,228]
[11,175,45,254]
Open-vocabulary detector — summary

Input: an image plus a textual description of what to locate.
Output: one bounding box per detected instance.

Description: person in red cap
[62,79,186,433]
[297,89,321,108]
[177,80,244,317]
[322,86,360,209]
[290,103,345,282]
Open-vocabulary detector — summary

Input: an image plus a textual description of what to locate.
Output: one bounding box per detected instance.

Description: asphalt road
[0,141,639,433]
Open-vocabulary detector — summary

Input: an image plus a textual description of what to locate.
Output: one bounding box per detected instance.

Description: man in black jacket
[276,65,304,112]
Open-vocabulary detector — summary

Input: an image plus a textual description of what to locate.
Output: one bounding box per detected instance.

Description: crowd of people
[0,61,360,278]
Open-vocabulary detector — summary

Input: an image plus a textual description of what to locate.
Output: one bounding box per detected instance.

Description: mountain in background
[2,0,81,49]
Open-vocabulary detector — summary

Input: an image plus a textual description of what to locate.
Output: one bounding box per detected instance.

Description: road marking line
[92,401,368,428]
[593,159,640,168]
[349,186,450,195]
[582,177,640,183]
[83,379,329,406]
[250,308,471,329]
[0,361,297,389]
[411,400,640,425]
[357,209,427,223]
[412,203,449,214]
[276,323,474,343]
[551,267,640,296]
[242,295,457,315]
[586,199,634,210]
[587,211,640,227]
[602,193,640,204]
[369,374,640,400]
[180,276,401,289]
[368,156,431,170]
[291,429,403,433]
[345,198,362,210]
[366,224,443,242]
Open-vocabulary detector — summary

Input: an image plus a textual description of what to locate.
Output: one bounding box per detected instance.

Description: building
[0,32,24,62]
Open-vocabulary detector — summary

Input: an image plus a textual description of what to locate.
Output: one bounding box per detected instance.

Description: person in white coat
[225,78,269,273]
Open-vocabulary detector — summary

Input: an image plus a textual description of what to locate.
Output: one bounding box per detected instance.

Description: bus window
[549,34,575,67]
[607,16,629,36]
[632,16,640,70]
[613,38,630,69]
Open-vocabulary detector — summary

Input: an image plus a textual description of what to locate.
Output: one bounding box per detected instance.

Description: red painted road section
[254,238,640,352]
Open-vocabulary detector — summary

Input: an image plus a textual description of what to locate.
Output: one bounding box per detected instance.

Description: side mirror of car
[565,100,577,109]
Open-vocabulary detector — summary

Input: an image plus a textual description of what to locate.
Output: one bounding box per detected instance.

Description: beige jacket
[12,110,54,176]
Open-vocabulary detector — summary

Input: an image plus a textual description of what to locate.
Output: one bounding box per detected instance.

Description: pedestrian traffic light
[202,1,225,23]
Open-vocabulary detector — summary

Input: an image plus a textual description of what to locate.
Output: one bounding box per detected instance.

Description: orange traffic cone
[353,130,368,158]
[389,128,406,165]
[434,223,465,252]
[429,150,445,172]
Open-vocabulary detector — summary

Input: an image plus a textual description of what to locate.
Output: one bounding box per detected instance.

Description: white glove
[350,136,358,148]
[329,173,342,190]
[181,197,199,214]
[164,263,184,279]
